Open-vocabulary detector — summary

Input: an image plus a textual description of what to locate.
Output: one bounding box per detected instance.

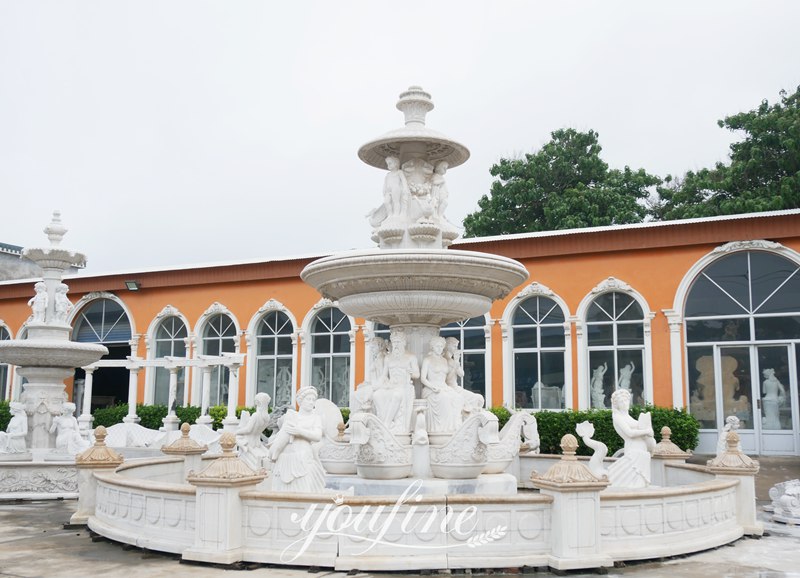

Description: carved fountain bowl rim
[0,340,108,368]
[301,248,530,301]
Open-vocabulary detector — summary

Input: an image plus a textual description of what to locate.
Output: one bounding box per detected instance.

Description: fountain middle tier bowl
[0,339,107,368]
[301,249,529,326]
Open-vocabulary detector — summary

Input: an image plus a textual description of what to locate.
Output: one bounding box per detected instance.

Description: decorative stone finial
[531,434,608,488]
[653,426,692,458]
[75,426,124,467]
[396,85,434,127]
[161,422,207,456]
[44,210,68,246]
[186,431,267,486]
[707,431,759,473]
[337,422,346,441]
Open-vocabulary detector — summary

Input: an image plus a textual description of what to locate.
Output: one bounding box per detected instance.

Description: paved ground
[1,456,799,578]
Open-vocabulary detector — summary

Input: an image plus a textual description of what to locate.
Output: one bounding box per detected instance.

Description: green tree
[654,86,800,220]
[463,128,660,237]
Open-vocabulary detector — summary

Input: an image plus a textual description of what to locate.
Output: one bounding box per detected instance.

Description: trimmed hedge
[490,405,699,456]
[0,401,10,432]
[91,403,255,431]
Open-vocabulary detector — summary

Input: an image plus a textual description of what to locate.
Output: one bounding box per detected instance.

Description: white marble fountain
[0,213,107,498]
[63,87,765,572]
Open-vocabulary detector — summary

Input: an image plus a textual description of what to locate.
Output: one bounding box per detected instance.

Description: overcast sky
[2,1,799,275]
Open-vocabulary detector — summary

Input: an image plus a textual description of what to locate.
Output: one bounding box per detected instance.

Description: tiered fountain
[0,212,107,497]
[302,86,530,490]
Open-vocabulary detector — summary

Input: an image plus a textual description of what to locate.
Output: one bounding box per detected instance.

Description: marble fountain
[2,88,765,572]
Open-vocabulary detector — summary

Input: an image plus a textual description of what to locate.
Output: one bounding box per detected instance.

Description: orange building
[1,209,799,455]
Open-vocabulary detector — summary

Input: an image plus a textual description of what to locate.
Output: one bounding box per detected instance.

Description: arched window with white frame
[201,312,237,406]
[149,312,189,406]
[250,304,296,408]
[305,303,353,407]
[579,278,653,409]
[502,283,571,411]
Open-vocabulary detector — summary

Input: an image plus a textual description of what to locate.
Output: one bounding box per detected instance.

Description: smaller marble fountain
[0,212,107,497]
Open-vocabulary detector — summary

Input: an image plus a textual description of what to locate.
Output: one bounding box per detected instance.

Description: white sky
[2,1,799,275]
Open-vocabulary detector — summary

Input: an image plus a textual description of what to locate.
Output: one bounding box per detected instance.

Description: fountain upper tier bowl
[301,248,529,326]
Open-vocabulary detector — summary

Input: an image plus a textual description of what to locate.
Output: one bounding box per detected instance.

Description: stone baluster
[162,363,181,431]
[77,366,95,431]
[530,434,612,571]
[221,354,244,431]
[122,360,141,424]
[70,426,123,525]
[707,431,762,536]
[185,432,267,564]
[196,364,213,427]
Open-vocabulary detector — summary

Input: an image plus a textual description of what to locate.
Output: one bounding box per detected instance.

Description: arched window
[73,298,132,344]
[310,307,351,406]
[0,325,11,400]
[255,310,294,407]
[586,290,646,408]
[71,296,133,408]
[684,250,800,436]
[440,316,489,400]
[510,296,566,410]
[203,313,237,406]
[152,316,188,406]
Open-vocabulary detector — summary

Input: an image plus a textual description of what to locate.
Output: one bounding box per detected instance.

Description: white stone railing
[76,353,245,431]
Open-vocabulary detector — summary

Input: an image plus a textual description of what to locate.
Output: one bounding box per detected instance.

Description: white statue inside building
[761,367,786,429]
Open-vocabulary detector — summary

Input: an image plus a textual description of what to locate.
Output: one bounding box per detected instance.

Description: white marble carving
[27,282,47,323]
[348,411,412,479]
[373,329,417,433]
[421,336,463,433]
[236,392,271,470]
[617,361,634,391]
[0,402,28,454]
[761,368,786,429]
[575,420,608,478]
[50,402,89,455]
[716,415,742,457]
[269,386,326,492]
[591,362,608,408]
[484,410,534,474]
[606,389,655,488]
[430,411,499,479]
[53,283,73,324]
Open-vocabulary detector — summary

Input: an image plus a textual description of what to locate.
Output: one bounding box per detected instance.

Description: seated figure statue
[607,388,655,489]
[0,402,28,454]
[445,337,484,416]
[421,336,464,433]
[372,329,418,434]
[351,336,388,414]
[50,402,89,455]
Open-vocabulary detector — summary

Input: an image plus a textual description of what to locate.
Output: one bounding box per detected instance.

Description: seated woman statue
[236,392,271,469]
[50,402,89,455]
[445,337,484,416]
[607,388,655,489]
[421,336,464,433]
[0,402,28,454]
[269,386,326,493]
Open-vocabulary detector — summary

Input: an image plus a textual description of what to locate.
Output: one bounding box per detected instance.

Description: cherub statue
[53,283,73,324]
[716,415,742,457]
[367,156,410,227]
[28,282,47,323]
[236,392,271,469]
[431,161,450,218]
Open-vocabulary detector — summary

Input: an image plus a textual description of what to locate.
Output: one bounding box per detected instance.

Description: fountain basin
[0,339,107,368]
[301,249,529,325]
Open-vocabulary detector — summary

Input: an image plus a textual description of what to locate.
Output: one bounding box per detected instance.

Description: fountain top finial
[396,85,434,127]
[44,210,67,246]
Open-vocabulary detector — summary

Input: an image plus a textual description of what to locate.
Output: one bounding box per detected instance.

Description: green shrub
[136,404,168,430]
[176,405,201,426]
[0,400,10,431]
[92,403,130,428]
[489,406,512,430]
[340,408,350,424]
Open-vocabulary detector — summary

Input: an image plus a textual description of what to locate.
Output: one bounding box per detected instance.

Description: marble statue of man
[373,329,418,433]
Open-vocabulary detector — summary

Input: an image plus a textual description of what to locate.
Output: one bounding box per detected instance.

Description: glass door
[756,345,797,455]
[717,346,757,453]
